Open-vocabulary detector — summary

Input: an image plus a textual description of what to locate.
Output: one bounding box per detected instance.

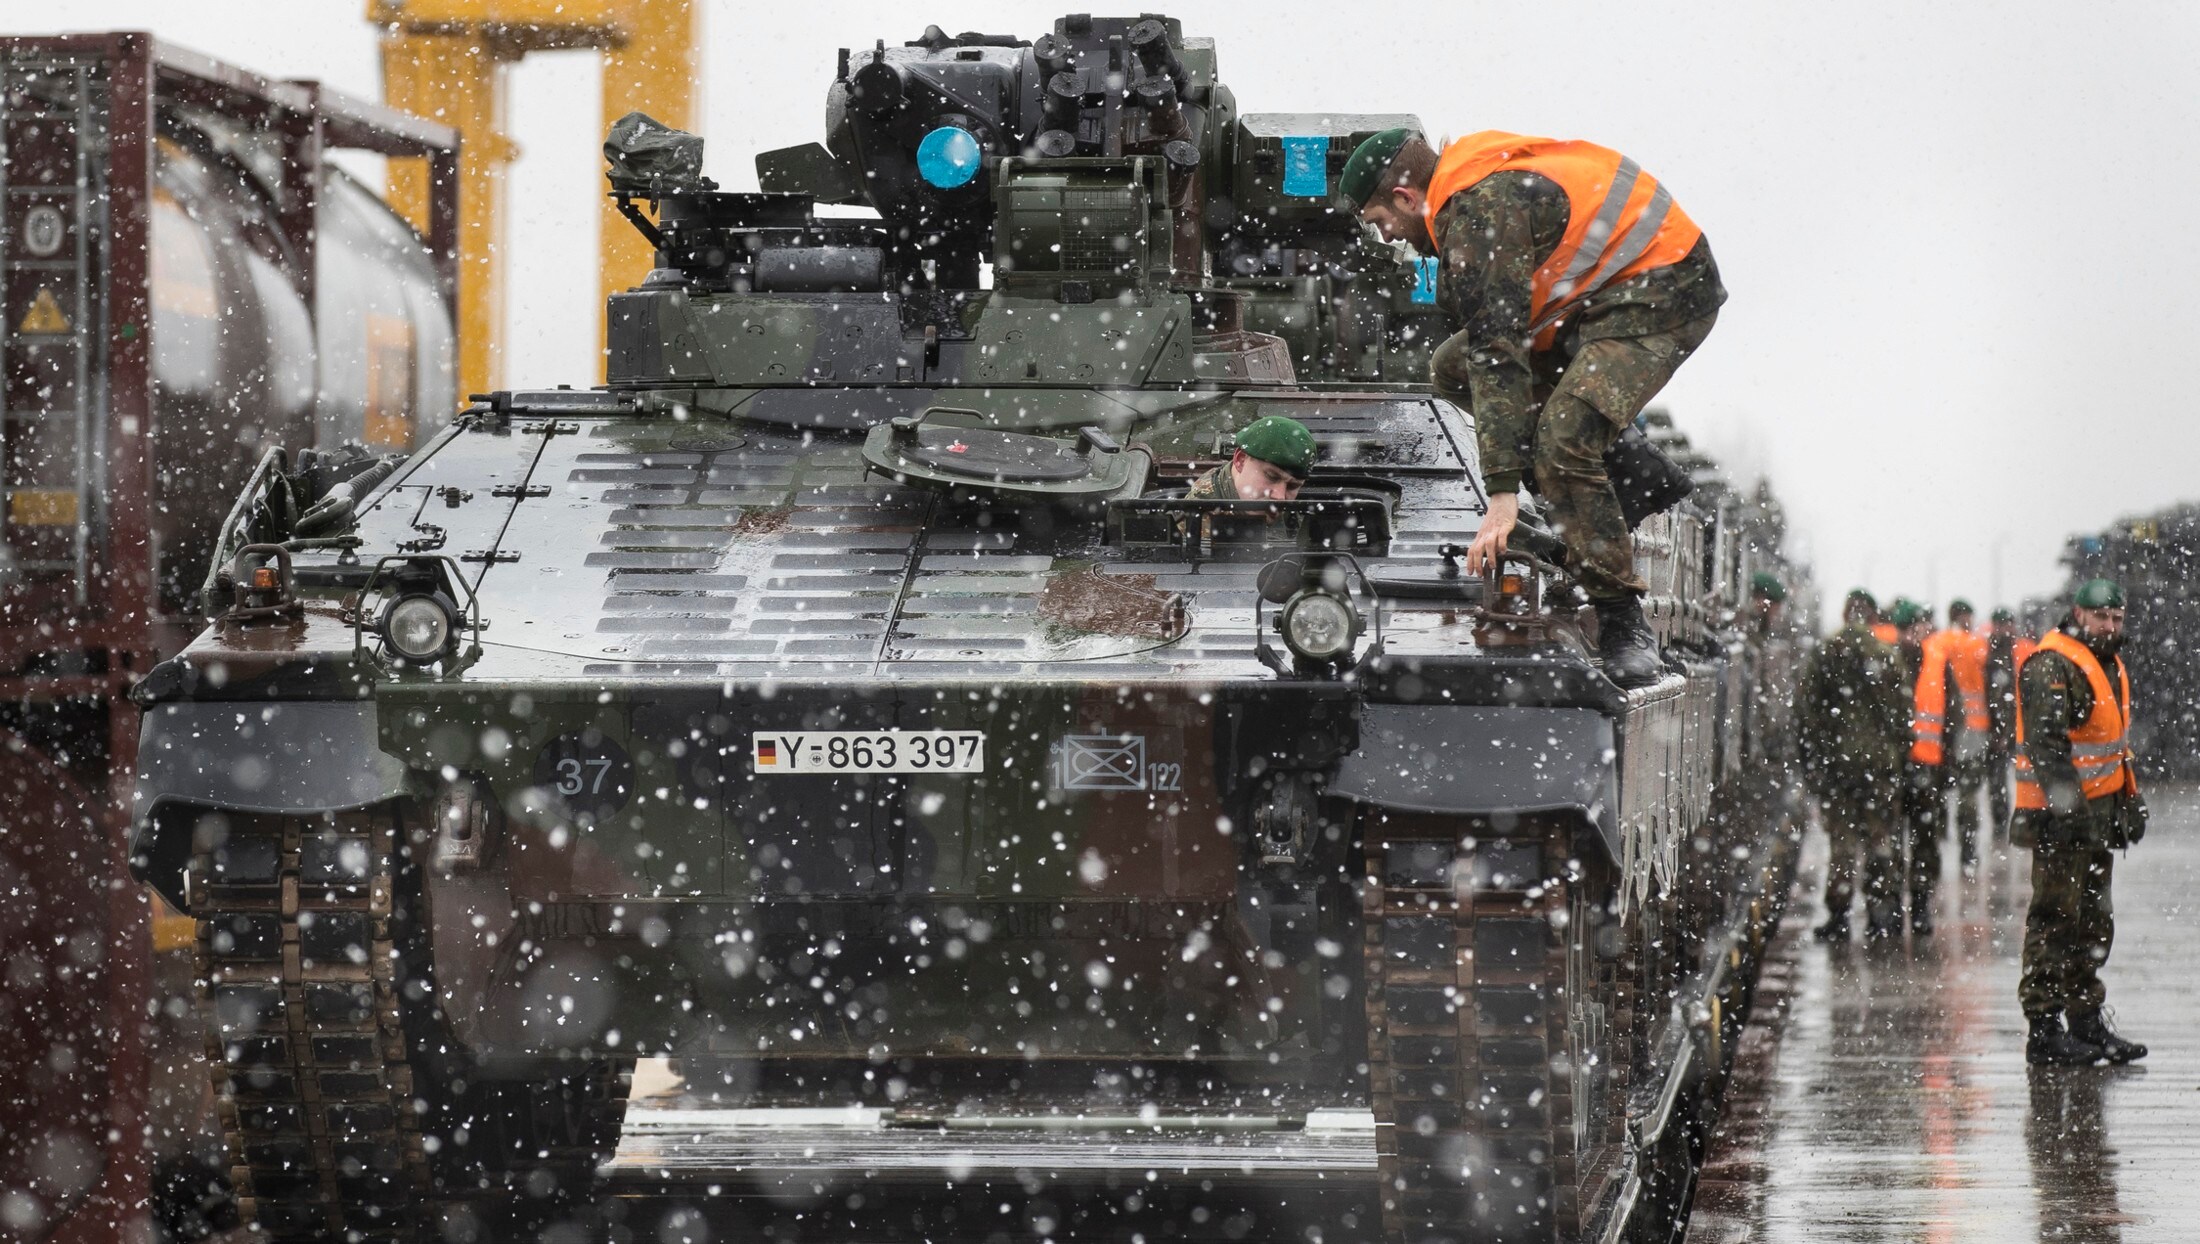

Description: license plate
[751,730,984,774]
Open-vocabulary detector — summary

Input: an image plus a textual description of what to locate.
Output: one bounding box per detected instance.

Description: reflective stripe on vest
[1946,629,1992,734]
[1910,631,1952,765]
[2013,630,2135,810]
[1421,132,1704,351]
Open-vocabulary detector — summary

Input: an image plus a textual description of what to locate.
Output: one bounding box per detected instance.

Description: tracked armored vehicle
[133,15,1800,1242]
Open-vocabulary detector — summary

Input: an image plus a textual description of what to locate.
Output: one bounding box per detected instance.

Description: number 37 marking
[555,757,614,795]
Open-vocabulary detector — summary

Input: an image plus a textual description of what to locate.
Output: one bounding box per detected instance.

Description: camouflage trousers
[1986,746,2013,842]
[2020,841,2115,1018]
[1524,311,1719,601]
[1947,751,1989,863]
[1820,785,1902,926]
[1905,762,1944,906]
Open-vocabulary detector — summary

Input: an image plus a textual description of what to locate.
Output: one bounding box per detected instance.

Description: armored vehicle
[133,15,1799,1242]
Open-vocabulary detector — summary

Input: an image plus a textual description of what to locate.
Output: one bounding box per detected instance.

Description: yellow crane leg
[371,0,697,395]
[598,0,701,376]
[379,29,516,402]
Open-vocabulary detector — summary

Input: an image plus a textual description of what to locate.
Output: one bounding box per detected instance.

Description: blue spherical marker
[916,126,983,189]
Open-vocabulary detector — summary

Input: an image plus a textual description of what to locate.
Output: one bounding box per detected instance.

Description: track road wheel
[194,810,428,1243]
[1364,815,1621,1244]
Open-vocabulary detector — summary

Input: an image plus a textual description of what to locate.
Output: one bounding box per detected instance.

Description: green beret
[1846,588,1878,612]
[1337,127,1419,208]
[1949,598,1974,616]
[1749,572,1787,603]
[1991,607,2016,624]
[2074,578,2125,609]
[1888,599,1923,628]
[1234,415,1318,477]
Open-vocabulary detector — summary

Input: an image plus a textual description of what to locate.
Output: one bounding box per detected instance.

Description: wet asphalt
[1687,782,2200,1244]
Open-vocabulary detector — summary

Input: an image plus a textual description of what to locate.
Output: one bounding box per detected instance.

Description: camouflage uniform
[1793,622,1910,927]
[1898,637,1944,911]
[1741,615,1802,768]
[1182,465,1238,500]
[1427,170,1725,601]
[2014,630,2147,1019]
[1984,627,2019,838]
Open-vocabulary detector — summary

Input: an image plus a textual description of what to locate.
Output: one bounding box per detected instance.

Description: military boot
[1910,903,1934,937]
[2068,1009,2147,1063]
[1812,913,1851,943]
[2026,1014,2106,1066]
[1594,594,1665,690]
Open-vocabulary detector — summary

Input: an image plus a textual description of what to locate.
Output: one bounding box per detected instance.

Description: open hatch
[1107,473,1400,557]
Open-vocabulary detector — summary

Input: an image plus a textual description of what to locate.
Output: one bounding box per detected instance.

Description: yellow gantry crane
[368,0,700,397]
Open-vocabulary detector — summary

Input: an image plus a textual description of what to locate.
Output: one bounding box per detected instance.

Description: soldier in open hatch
[1182,414,1316,501]
[1338,127,1725,688]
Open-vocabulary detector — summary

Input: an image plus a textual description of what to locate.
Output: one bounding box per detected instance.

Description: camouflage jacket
[1985,629,2019,747]
[1431,170,1727,494]
[2014,625,2145,847]
[1183,465,1237,500]
[1793,622,1909,795]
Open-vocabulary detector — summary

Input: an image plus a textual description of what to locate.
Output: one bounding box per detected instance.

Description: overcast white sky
[66,1,2200,615]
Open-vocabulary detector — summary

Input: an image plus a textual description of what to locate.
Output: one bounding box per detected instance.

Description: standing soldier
[1338,127,1725,687]
[1920,601,1995,876]
[1739,572,1802,781]
[2015,579,2147,1065]
[1795,590,1911,941]
[1985,608,2032,843]
[1870,597,1901,647]
[1893,600,1944,933]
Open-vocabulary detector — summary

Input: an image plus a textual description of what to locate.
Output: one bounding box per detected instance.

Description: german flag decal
[754,737,779,768]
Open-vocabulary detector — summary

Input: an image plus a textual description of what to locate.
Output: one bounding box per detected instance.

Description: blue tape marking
[1281,135,1329,197]
[1411,256,1440,304]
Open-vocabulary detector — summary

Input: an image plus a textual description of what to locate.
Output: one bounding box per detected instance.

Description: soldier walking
[2014,579,2148,1065]
[1893,600,1945,933]
[1337,127,1725,687]
[1795,590,1911,941]
[1918,600,1994,877]
[1741,572,1800,770]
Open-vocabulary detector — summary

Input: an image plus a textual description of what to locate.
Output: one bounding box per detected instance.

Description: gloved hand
[2124,790,2148,845]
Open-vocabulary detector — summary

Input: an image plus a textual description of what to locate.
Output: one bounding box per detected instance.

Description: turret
[600,14,1449,393]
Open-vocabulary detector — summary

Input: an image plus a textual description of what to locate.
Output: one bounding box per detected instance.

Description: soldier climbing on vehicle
[1338,125,1725,687]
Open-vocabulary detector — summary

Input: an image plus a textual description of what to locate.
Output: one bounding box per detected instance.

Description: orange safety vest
[2013,630,2137,809]
[1871,622,1900,646]
[1910,630,1954,764]
[1950,630,1991,734]
[1910,628,1994,763]
[1423,132,1704,351]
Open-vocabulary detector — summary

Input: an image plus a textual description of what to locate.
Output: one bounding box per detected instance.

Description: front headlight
[1280,590,1357,663]
[382,592,456,664]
